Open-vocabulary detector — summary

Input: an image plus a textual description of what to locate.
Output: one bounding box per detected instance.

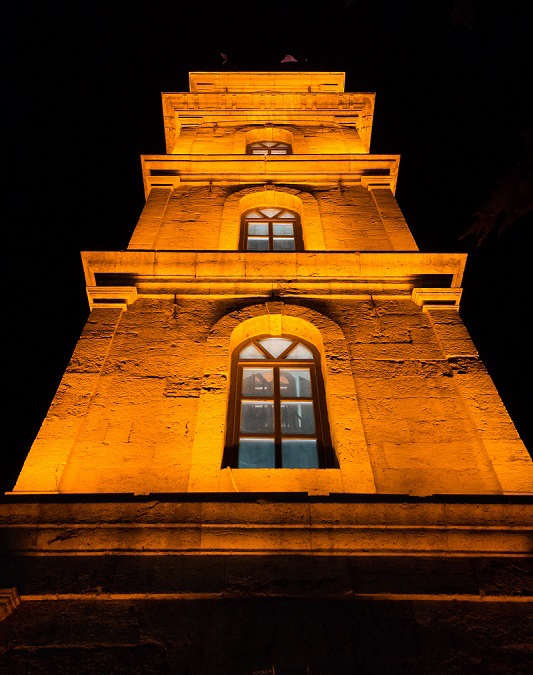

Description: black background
[3,1,532,493]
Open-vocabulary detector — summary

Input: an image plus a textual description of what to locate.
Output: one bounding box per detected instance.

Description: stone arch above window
[232,126,306,153]
[245,127,293,155]
[218,187,326,250]
[187,303,375,494]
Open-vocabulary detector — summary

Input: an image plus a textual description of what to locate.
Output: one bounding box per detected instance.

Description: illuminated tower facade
[1,72,532,672]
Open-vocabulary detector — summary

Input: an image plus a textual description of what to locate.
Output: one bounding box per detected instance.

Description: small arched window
[223,336,335,469]
[247,141,292,155]
[240,207,303,251]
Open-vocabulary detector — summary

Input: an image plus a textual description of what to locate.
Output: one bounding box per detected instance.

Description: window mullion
[273,366,282,468]
[233,364,245,467]
[309,364,325,468]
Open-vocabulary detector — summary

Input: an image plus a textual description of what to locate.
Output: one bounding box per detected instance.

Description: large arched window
[223,336,335,469]
[240,207,303,251]
[246,140,292,155]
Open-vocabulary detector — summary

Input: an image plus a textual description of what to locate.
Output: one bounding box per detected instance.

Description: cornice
[141,154,400,195]
[162,91,374,113]
[80,251,467,309]
[187,71,347,93]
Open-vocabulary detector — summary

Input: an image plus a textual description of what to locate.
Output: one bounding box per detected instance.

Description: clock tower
[1,71,531,673]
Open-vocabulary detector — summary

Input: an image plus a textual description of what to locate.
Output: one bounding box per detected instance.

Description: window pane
[277,211,294,218]
[270,149,288,154]
[246,211,263,218]
[261,208,282,218]
[286,343,313,359]
[282,440,319,468]
[259,338,293,358]
[241,401,274,433]
[252,149,268,155]
[247,237,269,251]
[247,222,269,235]
[273,238,295,251]
[239,343,267,359]
[280,368,312,398]
[281,401,316,434]
[262,141,276,147]
[273,223,294,235]
[242,368,274,396]
[238,439,275,468]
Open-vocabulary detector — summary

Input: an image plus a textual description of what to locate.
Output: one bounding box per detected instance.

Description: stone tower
[1,72,532,673]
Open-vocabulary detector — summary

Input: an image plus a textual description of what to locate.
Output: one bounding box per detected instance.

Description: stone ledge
[0,499,531,556]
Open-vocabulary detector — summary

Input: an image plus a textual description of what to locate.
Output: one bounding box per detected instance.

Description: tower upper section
[159,71,376,161]
[125,71,425,259]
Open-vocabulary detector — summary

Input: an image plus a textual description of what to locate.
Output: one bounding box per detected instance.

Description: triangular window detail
[239,343,267,359]
[259,337,293,358]
[286,343,314,360]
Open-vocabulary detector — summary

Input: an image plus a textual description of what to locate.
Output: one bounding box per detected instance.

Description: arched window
[247,140,292,155]
[240,207,303,251]
[223,336,335,469]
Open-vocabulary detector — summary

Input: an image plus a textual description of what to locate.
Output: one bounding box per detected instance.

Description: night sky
[3,1,533,493]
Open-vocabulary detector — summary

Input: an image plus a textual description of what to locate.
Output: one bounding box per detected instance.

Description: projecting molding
[412,288,463,311]
[86,286,138,310]
[0,500,531,557]
[81,251,467,294]
[141,154,400,196]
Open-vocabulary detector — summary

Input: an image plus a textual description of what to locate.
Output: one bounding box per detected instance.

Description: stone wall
[14,295,529,495]
[128,184,412,253]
